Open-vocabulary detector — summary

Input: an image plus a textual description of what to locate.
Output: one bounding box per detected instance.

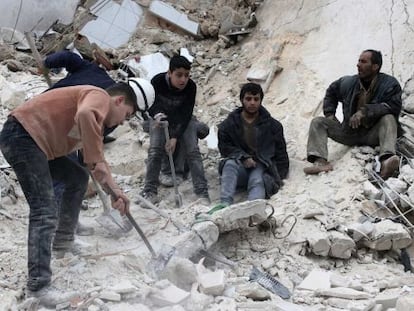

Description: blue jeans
[220,159,266,205]
[0,117,89,291]
[144,119,209,197]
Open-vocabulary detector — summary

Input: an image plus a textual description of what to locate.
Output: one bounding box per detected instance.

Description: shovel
[104,185,175,277]
[91,175,132,235]
[161,121,183,208]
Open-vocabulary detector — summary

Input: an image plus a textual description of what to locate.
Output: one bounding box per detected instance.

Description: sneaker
[26,285,80,308]
[303,159,333,175]
[76,221,94,236]
[159,173,174,187]
[380,155,399,180]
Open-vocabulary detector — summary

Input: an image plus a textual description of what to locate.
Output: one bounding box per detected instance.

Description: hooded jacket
[218,106,289,196]
[323,73,402,132]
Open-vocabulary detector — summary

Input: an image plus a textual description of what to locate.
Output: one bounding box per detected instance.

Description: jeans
[220,159,266,205]
[307,114,398,162]
[0,117,89,291]
[144,119,209,197]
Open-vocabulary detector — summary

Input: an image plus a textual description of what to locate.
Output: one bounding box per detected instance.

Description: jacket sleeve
[44,51,84,73]
[323,78,342,117]
[364,78,402,121]
[272,122,289,179]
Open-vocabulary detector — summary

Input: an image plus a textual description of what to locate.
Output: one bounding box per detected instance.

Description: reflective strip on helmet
[128,79,148,112]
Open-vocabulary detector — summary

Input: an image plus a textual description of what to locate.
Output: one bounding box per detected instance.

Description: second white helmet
[127,77,155,114]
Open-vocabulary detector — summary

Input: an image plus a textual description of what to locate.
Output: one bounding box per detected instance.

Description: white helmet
[127,77,155,114]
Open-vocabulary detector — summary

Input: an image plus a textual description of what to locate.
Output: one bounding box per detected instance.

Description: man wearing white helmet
[0,82,153,307]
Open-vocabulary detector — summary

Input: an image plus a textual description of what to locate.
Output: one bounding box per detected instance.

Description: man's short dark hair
[169,55,191,71]
[106,82,138,113]
[240,82,264,102]
[364,49,382,71]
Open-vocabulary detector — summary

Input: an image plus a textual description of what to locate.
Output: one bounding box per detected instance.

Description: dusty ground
[1,0,414,310]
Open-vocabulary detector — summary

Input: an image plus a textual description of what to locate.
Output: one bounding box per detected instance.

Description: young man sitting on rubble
[141,55,210,205]
[0,82,151,307]
[303,49,403,180]
[208,82,289,213]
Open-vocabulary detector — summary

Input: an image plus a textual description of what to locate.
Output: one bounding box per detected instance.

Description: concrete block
[211,199,268,233]
[396,294,414,310]
[237,282,271,301]
[297,269,331,291]
[149,0,200,37]
[307,232,330,257]
[375,288,401,309]
[316,287,371,300]
[198,270,225,296]
[110,280,137,294]
[362,219,412,250]
[150,284,190,307]
[384,178,407,193]
[99,290,121,301]
[192,221,220,249]
[328,231,355,259]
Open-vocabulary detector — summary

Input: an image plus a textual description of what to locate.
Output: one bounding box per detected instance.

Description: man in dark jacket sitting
[304,49,402,179]
[216,82,289,207]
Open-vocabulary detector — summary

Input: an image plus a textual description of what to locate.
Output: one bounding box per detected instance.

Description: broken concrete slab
[396,294,414,310]
[80,0,143,49]
[211,199,268,233]
[316,287,371,300]
[150,283,190,307]
[297,269,331,291]
[362,219,412,250]
[326,297,376,311]
[149,1,200,37]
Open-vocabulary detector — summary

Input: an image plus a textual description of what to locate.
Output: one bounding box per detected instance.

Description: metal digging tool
[161,121,183,208]
[91,175,132,235]
[104,185,175,277]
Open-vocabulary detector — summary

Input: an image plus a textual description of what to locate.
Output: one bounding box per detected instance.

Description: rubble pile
[1,0,414,310]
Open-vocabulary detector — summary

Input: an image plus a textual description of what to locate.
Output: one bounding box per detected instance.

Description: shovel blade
[96,209,132,235]
[146,244,176,278]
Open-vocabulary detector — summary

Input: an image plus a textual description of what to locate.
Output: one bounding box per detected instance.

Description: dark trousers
[0,117,88,291]
[307,114,398,162]
[143,119,209,197]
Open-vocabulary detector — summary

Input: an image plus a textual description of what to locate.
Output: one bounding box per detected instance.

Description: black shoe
[103,136,116,144]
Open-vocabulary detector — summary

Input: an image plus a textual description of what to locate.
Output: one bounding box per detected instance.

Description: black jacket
[149,73,196,139]
[218,106,289,196]
[323,73,402,132]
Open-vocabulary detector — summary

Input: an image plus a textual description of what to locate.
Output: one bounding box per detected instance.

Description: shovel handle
[104,184,157,258]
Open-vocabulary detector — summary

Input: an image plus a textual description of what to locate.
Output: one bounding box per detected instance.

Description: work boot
[26,285,80,308]
[380,155,399,180]
[136,191,159,208]
[76,221,94,236]
[303,158,333,175]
